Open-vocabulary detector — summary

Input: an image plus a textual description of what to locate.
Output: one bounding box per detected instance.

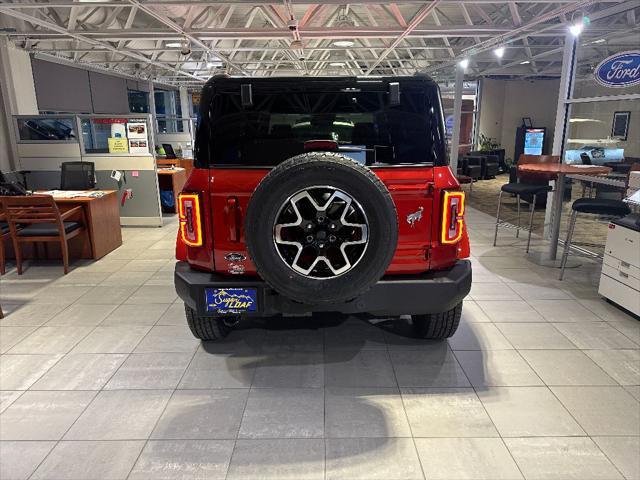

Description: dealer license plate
[205,288,258,313]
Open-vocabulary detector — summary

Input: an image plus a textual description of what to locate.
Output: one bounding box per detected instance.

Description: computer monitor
[162,144,177,160]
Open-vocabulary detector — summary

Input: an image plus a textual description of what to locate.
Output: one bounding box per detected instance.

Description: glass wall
[128,90,149,114]
[80,116,151,154]
[441,81,478,156]
[564,41,640,164]
[155,89,184,133]
[15,116,77,142]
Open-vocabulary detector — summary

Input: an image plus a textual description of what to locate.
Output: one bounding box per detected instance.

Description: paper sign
[108,137,129,154]
[128,139,149,154]
[126,122,148,139]
[131,171,139,177]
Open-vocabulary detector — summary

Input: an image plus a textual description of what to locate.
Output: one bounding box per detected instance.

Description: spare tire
[245,152,398,304]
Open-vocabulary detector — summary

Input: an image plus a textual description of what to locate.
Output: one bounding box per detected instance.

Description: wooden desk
[1,191,121,264]
[518,164,612,261]
[157,168,187,214]
[51,191,122,259]
[157,158,194,178]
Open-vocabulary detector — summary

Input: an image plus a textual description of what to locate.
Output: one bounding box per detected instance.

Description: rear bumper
[175,260,471,317]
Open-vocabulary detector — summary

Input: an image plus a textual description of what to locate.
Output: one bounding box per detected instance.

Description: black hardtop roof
[203,74,439,92]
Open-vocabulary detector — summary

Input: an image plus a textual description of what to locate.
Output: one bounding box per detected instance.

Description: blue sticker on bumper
[205,288,257,313]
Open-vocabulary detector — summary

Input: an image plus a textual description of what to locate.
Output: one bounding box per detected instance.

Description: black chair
[494,182,552,253]
[60,162,95,190]
[482,154,500,179]
[559,198,631,280]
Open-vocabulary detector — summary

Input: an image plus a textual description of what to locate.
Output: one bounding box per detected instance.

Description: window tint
[197,80,447,167]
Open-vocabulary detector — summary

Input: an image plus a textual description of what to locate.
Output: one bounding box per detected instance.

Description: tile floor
[0,209,639,480]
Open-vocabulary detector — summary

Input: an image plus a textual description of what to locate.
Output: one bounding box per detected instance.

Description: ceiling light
[166,42,182,48]
[290,39,303,50]
[520,60,530,65]
[569,22,584,36]
[494,47,505,58]
[329,62,346,67]
[593,38,606,44]
[333,40,355,48]
[458,58,469,69]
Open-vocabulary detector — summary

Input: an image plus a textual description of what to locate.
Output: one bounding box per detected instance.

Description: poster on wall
[108,137,129,154]
[126,122,148,139]
[128,139,150,154]
[611,111,630,140]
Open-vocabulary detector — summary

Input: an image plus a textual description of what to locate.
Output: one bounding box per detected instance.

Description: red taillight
[441,190,465,244]
[178,193,203,247]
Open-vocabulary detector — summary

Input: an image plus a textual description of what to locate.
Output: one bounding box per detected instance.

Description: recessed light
[333,40,355,48]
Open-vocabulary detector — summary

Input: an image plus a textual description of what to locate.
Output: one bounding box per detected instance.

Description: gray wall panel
[32,59,92,113]
[89,71,129,114]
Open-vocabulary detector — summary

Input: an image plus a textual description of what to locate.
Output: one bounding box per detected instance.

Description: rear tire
[184,304,232,341]
[412,303,462,339]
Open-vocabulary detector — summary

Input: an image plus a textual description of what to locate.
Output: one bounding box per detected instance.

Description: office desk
[50,191,122,259]
[2,191,121,263]
[157,158,194,178]
[157,168,187,213]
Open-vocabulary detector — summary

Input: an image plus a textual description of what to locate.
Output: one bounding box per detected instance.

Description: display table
[518,164,611,263]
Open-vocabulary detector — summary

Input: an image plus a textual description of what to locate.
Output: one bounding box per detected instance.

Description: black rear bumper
[175,260,471,317]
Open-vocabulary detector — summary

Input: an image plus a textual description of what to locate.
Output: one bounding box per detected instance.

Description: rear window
[196,79,448,168]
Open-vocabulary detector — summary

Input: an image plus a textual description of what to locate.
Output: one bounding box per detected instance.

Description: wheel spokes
[273,186,369,278]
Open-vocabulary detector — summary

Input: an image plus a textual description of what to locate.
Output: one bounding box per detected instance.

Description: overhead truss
[0,0,638,87]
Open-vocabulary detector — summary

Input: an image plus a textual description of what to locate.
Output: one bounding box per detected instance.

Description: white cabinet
[598,215,640,316]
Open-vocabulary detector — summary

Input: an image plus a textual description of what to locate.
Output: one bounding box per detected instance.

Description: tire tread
[413,303,462,339]
[184,304,230,341]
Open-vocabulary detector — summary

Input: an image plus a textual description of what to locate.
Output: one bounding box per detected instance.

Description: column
[449,62,465,174]
[545,33,578,259]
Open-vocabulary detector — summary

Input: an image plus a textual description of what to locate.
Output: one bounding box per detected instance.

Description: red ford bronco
[174,75,471,341]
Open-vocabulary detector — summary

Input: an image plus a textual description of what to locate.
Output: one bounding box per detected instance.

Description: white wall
[478,77,560,161]
[0,86,13,171]
[0,40,38,115]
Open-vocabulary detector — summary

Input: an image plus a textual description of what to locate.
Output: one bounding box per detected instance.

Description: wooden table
[157,168,187,214]
[518,164,611,262]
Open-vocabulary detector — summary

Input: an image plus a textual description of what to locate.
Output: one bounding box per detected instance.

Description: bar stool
[559,198,630,280]
[493,183,552,253]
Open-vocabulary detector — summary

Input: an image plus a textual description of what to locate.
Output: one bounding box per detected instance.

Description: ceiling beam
[0,0,618,7]
[0,5,205,82]
[126,0,248,75]
[366,1,446,74]
[6,24,620,40]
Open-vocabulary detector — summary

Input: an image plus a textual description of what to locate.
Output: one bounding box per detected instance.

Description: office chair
[60,161,96,190]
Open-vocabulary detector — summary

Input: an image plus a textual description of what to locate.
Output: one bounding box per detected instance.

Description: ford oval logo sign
[594,51,640,88]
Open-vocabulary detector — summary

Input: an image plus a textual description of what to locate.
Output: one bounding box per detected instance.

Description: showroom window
[155,89,184,133]
[563,43,640,164]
